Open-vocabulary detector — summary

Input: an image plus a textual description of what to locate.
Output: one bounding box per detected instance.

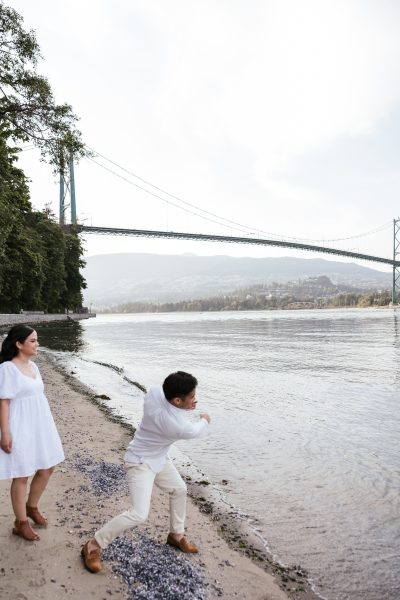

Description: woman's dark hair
[163,371,198,401]
[0,325,35,363]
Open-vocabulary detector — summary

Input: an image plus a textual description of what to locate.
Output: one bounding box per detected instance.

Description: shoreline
[0,313,96,327]
[0,351,318,600]
[97,304,397,315]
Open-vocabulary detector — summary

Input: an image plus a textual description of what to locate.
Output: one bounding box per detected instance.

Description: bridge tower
[393,218,400,304]
[59,153,77,226]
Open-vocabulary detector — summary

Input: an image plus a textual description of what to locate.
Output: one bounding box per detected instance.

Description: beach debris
[95,394,111,400]
[123,376,147,393]
[222,560,235,567]
[193,496,213,515]
[103,532,207,600]
[87,359,147,393]
[92,360,124,374]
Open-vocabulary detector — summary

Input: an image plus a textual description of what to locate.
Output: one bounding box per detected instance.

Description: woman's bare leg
[27,467,54,508]
[11,476,29,520]
[10,478,40,541]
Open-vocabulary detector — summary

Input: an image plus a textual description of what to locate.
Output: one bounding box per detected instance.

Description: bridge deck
[79,225,397,267]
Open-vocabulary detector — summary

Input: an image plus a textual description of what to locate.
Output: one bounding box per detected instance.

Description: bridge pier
[392,219,400,304]
[59,153,77,225]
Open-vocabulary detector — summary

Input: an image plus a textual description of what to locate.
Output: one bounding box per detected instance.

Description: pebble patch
[103,533,207,600]
[72,456,127,496]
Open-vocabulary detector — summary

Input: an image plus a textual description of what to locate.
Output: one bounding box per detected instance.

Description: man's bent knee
[126,507,149,523]
[171,482,187,496]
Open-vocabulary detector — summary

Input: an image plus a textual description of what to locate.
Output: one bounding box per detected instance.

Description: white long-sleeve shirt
[124,385,209,472]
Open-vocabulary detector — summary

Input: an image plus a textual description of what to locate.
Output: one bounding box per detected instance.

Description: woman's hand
[0,432,12,453]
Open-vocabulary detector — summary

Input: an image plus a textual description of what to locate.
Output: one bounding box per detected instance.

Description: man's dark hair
[163,371,198,401]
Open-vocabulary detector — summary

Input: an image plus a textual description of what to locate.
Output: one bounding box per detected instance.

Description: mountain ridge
[82,253,391,307]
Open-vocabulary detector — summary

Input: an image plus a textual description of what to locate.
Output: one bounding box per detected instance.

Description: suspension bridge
[59,154,400,303]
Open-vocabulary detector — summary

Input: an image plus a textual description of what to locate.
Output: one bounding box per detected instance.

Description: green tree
[61,229,86,311]
[0,3,87,313]
[0,2,86,167]
[0,140,86,312]
[0,126,41,312]
[27,209,67,311]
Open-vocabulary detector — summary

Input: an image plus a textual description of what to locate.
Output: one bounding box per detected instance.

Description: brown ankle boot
[26,505,47,527]
[12,519,40,541]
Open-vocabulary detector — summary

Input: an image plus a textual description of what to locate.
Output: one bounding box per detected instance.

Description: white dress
[0,360,65,479]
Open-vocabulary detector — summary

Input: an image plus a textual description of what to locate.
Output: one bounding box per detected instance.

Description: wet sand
[0,353,315,600]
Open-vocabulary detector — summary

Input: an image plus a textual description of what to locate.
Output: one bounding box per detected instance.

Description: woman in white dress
[0,324,65,541]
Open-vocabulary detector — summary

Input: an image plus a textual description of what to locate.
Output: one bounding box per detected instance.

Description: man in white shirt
[81,371,210,573]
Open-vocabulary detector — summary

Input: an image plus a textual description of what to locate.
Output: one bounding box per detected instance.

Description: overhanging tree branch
[0,2,86,168]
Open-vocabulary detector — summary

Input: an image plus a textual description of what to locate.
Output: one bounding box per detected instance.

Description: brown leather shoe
[12,519,40,541]
[81,540,103,573]
[26,505,47,527]
[167,533,198,553]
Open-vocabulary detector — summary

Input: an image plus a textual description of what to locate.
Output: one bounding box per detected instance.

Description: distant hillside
[82,253,391,308]
[100,276,392,314]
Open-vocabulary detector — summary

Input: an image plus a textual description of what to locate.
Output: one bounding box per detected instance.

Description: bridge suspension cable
[86,147,274,237]
[86,155,261,237]
[85,145,391,245]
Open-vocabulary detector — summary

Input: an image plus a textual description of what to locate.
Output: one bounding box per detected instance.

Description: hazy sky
[8,0,400,269]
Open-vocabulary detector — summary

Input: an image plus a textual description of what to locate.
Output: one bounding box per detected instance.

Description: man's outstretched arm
[178,414,210,440]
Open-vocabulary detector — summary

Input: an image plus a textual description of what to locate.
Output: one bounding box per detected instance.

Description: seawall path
[0,313,96,327]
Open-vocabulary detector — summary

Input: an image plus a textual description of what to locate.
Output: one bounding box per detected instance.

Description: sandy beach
[0,352,315,600]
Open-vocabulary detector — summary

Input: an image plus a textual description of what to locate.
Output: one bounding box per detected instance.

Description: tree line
[0,3,86,313]
[100,277,392,314]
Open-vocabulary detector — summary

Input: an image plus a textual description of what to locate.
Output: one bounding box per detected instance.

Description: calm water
[33,309,400,600]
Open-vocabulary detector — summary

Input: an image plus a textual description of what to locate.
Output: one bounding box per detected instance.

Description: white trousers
[94,458,187,549]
